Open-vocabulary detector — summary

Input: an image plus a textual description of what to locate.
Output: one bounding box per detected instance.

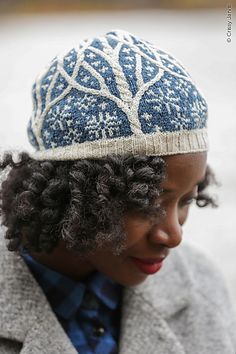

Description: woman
[0,30,235,354]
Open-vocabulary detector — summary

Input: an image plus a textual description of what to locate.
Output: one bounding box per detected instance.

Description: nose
[148,207,183,249]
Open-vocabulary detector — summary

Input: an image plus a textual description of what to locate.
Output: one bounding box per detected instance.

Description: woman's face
[31,152,207,287]
[85,152,207,286]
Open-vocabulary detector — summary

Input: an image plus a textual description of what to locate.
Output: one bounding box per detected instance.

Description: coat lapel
[119,247,192,354]
[0,235,77,354]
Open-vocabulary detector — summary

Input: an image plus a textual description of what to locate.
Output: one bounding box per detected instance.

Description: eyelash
[181,196,198,206]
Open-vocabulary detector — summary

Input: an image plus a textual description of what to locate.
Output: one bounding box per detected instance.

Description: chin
[115,275,148,287]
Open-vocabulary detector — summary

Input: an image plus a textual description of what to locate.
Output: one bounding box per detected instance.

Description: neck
[27,239,95,282]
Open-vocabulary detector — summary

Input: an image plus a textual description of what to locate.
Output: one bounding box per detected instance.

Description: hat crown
[28,30,208,159]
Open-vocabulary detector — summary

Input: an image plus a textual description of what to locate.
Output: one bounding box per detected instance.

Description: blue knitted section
[31,83,38,114]
[141,57,159,84]
[138,72,207,133]
[118,44,138,96]
[129,35,157,60]
[27,120,39,149]
[84,49,121,98]
[41,89,132,149]
[75,66,101,90]
[28,30,208,151]
[107,37,119,49]
[63,49,77,76]
[40,61,57,113]
[50,74,69,101]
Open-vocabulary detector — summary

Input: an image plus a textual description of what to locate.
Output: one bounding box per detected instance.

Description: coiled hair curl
[0,152,217,256]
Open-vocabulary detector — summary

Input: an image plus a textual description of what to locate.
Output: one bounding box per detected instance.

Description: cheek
[122,215,151,247]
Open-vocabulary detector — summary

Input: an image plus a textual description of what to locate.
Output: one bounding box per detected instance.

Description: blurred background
[0,1,236,307]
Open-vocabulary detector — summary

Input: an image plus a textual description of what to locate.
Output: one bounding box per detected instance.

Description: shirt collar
[86,271,123,310]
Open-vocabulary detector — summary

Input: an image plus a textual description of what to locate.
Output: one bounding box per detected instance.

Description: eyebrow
[162,179,204,194]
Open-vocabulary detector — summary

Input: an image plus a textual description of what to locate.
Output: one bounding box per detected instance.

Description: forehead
[161,152,207,190]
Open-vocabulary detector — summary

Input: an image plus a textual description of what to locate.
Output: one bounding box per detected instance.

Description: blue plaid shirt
[20,250,123,354]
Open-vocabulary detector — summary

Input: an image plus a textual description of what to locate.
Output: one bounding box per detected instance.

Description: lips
[130,252,168,275]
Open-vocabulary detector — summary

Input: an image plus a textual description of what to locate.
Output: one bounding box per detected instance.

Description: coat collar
[0,231,192,354]
[0,233,78,353]
[119,247,193,354]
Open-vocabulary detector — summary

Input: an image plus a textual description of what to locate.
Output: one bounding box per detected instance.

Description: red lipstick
[130,257,164,275]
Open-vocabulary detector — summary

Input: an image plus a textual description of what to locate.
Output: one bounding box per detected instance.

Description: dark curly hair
[0,152,218,257]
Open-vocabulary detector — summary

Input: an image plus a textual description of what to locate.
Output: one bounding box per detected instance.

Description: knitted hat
[27,29,208,161]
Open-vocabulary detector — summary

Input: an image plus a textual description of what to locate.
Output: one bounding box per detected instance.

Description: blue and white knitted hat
[28,29,208,160]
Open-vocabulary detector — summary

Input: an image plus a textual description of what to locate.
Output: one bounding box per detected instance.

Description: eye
[180,196,198,207]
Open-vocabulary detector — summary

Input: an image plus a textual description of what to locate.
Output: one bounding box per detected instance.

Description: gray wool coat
[0,227,236,354]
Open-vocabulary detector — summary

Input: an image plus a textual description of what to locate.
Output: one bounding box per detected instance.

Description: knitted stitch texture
[28,29,208,160]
